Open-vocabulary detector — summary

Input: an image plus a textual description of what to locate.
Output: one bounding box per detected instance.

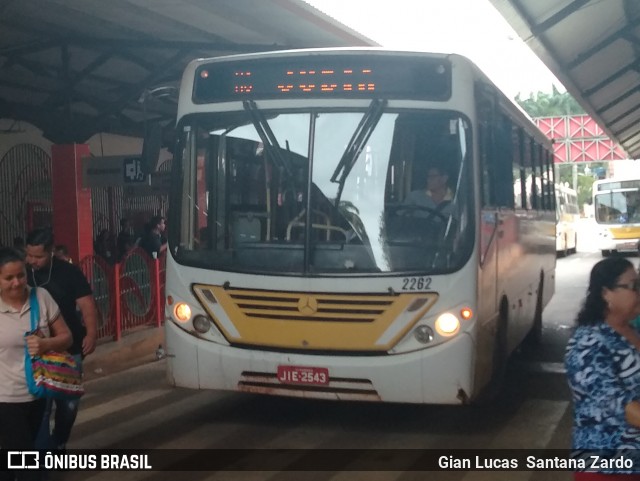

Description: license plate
[620,242,638,250]
[277,365,329,386]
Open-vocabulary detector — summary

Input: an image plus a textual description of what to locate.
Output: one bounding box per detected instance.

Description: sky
[305,0,564,100]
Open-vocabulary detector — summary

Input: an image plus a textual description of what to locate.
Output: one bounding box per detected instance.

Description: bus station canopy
[490,0,640,159]
[0,0,376,145]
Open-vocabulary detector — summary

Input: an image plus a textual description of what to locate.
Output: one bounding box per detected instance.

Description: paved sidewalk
[83,326,165,381]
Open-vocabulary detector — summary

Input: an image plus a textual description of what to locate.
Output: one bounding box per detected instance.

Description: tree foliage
[556,163,605,208]
[516,87,599,213]
[515,86,585,117]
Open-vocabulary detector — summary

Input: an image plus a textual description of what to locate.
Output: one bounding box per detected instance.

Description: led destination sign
[193,55,451,102]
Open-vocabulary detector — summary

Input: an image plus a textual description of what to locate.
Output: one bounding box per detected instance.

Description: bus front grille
[228,290,394,323]
[192,285,438,351]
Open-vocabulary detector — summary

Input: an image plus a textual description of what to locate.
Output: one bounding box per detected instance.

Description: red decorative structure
[534,115,627,163]
[50,144,94,263]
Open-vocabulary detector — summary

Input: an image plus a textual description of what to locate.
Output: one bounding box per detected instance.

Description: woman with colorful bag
[0,247,71,481]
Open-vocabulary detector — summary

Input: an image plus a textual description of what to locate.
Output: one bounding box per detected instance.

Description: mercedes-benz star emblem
[297,296,318,315]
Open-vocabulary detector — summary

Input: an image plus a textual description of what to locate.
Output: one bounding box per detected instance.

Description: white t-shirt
[0,286,60,402]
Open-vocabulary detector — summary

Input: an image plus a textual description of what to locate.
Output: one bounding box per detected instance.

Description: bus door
[476,86,522,387]
[477,86,517,322]
[476,86,500,333]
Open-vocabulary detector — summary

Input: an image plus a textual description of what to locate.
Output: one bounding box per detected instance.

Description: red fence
[79,247,166,341]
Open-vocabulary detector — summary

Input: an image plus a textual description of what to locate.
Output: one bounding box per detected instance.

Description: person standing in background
[94,228,116,265]
[25,227,99,451]
[116,217,135,260]
[54,244,72,263]
[139,215,167,258]
[12,236,25,254]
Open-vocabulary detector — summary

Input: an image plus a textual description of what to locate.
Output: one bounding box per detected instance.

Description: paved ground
[84,326,164,381]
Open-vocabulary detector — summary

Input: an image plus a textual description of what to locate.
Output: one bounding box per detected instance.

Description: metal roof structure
[489,0,640,159]
[0,0,376,144]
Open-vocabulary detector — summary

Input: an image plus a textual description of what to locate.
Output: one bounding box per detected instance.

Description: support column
[51,144,93,264]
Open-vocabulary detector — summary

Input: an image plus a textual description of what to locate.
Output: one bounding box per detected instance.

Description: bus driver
[404,165,454,218]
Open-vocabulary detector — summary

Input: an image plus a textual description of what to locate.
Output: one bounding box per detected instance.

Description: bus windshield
[171,107,474,275]
[594,186,640,224]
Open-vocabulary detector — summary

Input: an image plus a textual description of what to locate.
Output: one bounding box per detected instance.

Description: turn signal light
[174,302,192,323]
[460,307,473,320]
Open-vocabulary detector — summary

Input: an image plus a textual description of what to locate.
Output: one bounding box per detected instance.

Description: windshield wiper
[330,99,387,204]
[243,100,293,177]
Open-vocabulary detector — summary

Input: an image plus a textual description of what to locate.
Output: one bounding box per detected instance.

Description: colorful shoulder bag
[24,288,84,399]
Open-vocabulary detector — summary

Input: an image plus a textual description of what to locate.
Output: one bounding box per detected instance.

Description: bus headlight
[193,314,212,333]
[174,302,192,323]
[435,313,460,336]
[413,325,434,344]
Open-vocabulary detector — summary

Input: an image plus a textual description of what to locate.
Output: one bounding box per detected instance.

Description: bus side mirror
[141,122,162,175]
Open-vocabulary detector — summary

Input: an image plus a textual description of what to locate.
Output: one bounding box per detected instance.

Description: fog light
[193,314,211,333]
[174,302,192,323]
[414,325,434,344]
[435,313,460,336]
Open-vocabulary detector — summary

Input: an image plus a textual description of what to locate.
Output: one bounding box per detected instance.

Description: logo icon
[7,451,39,469]
[297,296,318,316]
[123,157,147,183]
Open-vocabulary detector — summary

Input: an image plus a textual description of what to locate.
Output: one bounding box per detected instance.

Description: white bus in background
[593,177,640,256]
[555,183,579,256]
[164,48,556,404]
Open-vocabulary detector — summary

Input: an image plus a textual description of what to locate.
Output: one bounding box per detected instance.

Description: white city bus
[165,49,556,404]
[555,183,579,255]
[593,177,640,256]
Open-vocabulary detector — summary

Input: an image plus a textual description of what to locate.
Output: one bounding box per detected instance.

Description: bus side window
[526,137,540,210]
[476,84,495,207]
[476,85,513,208]
[512,127,526,209]
[494,114,514,208]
